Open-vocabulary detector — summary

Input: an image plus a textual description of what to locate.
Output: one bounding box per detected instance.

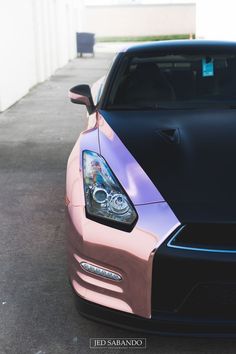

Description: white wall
[85,0,195,5]
[196,0,236,40]
[0,0,79,112]
[83,3,196,37]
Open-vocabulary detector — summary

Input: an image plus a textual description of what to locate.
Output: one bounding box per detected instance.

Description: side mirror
[69,84,95,114]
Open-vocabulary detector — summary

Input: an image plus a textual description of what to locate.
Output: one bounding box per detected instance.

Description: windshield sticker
[202,57,214,77]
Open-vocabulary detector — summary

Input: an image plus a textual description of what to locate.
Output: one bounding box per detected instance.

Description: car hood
[100,108,236,223]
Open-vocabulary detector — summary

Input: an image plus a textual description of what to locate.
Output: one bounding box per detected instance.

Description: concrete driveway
[1,53,236,354]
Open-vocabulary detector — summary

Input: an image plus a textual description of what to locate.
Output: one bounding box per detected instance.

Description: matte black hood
[100,109,236,223]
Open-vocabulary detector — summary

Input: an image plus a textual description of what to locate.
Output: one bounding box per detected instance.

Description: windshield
[107,52,236,110]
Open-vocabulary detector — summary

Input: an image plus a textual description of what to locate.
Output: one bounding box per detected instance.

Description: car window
[91,76,106,106]
[107,52,236,110]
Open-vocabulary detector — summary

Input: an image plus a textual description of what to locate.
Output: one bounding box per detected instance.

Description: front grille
[168,224,236,251]
[152,236,236,319]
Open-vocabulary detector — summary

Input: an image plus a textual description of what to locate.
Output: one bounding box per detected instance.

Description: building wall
[0,0,79,112]
[196,0,236,40]
[83,3,196,37]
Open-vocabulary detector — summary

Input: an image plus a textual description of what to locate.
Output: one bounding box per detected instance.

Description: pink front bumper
[67,201,179,319]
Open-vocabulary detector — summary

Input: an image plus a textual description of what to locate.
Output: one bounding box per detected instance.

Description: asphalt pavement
[1,53,236,354]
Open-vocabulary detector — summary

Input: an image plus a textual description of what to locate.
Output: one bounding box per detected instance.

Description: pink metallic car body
[66,111,179,319]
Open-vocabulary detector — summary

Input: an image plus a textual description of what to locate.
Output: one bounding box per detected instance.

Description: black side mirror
[69,84,95,114]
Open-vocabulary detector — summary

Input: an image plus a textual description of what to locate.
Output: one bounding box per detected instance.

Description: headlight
[83,150,138,231]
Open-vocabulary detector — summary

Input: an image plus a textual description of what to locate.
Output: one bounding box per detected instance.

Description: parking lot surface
[1,53,236,354]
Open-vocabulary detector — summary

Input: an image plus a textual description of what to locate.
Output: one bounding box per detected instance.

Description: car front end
[66,40,236,336]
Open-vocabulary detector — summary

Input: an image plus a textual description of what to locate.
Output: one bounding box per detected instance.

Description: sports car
[66,40,236,336]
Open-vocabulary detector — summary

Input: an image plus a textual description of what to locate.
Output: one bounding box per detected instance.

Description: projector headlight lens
[83,150,137,230]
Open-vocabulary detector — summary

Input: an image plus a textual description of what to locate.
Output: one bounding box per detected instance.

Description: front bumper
[66,202,179,319]
[67,205,236,336]
[72,244,236,338]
